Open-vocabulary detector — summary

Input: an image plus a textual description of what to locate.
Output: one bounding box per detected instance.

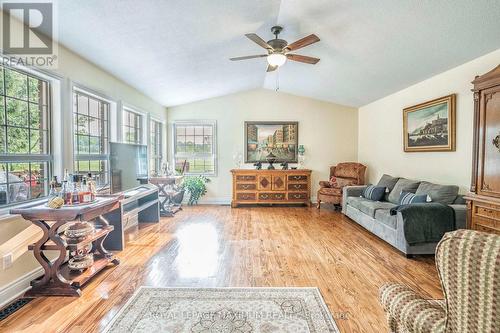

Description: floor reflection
[174,222,219,279]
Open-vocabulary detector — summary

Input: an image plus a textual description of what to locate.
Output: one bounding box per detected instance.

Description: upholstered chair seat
[379,230,500,333]
[317,162,366,209]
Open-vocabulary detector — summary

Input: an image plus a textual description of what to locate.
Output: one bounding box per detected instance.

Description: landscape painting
[245,121,298,163]
[403,94,456,152]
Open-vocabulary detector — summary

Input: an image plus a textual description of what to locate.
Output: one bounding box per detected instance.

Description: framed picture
[403,94,456,152]
[244,121,299,163]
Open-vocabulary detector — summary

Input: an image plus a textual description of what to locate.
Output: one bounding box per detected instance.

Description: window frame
[0,65,53,208]
[149,118,163,176]
[72,88,111,186]
[122,108,144,145]
[172,120,217,176]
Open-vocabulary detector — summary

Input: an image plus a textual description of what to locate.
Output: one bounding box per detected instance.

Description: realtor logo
[1,1,57,67]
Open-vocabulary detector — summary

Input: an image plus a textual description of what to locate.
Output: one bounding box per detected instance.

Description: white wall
[168,89,358,203]
[358,49,500,191]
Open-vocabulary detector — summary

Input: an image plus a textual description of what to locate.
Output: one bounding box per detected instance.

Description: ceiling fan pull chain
[276,68,280,92]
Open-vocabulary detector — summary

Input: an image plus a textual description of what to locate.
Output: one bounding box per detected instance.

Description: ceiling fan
[230,26,320,72]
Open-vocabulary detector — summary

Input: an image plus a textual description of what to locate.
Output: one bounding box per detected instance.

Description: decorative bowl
[64,222,95,239]
[68,253,94,271]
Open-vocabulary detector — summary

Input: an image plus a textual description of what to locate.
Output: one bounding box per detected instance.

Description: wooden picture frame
[244,121,299,163]
[403,94,456,152]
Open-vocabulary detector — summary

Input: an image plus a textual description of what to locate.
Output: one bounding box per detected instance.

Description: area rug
[103,287,340,332]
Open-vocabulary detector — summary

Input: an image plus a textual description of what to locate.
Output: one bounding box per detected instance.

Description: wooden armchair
[317,162,366,209]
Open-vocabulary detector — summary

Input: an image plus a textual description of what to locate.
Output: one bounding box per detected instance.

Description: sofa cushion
[377,174,400,201]
[388,178,421,204]
[346,196,371,211]
[362,185,386,201]
[374,209,397,229]
[415,181,459,205]
[318,187,342,196]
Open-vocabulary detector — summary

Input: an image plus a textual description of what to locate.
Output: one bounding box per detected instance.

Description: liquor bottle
[87,173,97,200]
[72,175,80,204]
[61,181,71,205]
[79,178,92,203]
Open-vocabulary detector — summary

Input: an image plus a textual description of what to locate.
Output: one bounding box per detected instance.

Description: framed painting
[244,121,299,163]
[403,94,456,152]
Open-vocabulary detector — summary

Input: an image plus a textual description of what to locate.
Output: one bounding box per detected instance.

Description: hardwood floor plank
[0,206,441,332]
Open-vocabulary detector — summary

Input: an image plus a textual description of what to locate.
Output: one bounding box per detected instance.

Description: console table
[231,169,312,207]
[149,176,184,216]
[11,196,121,297]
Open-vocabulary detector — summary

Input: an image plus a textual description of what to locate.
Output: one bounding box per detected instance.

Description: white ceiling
[54,0,500,107]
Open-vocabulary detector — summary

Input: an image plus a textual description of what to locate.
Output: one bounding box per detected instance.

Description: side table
[10,196,121,297]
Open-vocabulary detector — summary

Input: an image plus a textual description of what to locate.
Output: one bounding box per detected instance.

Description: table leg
[27,220,81,297]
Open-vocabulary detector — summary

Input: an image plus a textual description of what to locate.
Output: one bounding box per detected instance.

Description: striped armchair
[379,230,499,333]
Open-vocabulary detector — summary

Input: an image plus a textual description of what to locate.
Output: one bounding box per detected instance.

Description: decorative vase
[298,145,306,169]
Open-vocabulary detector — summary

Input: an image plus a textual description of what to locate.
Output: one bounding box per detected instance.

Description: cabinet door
[258,175,272,190]
[479,86,500,197]
[272,175,286,191]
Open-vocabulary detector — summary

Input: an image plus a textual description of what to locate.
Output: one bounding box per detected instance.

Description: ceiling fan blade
[266,64,278,72]
[230,54,268,61]
[285,34,320,51]
[245,33,272,50]
[287,54,320,64]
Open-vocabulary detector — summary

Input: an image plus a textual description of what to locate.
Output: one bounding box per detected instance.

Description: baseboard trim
[0,266,43,309]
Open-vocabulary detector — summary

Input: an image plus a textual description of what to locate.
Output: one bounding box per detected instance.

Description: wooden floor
[0,205,442,332]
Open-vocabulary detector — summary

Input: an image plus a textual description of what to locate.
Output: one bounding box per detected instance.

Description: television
[109,143,148,193]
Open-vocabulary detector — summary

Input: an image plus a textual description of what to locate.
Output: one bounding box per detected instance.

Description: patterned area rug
[103,287,339,332]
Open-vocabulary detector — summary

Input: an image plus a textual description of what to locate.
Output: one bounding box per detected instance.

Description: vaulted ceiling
[54,0,500,107]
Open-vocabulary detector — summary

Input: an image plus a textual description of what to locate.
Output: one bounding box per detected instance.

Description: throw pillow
[362,185,386,201]
[377,174,400,201]
[387,178,421,204]
[398,191,429,205]
[329,176,355,188]
[415,181,459,205]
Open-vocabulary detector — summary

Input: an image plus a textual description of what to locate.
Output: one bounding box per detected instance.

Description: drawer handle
[293,194,302,198]
[261,194,269,199]
[241,184,250,189]
[276,195,283,199]
[243,195,250,199]
[293,176,301,180]
[493,134,500,152]
[293,184,302,189]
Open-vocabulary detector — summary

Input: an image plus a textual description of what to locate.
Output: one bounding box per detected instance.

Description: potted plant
[181,176,210,205]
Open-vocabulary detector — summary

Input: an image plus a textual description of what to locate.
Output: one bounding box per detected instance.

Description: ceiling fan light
[267,53,287,67]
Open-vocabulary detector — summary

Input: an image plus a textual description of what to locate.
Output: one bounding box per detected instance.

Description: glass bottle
[72,175,80,204]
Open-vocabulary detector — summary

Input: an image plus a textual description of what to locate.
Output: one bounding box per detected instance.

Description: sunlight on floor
[175,223,219,278]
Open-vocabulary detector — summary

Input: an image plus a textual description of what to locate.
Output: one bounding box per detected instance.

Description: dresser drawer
[473,216,500,231]
[474,204,500,220]
[288,175,309,182]
[236,175,257,182]
[288,183,308,191]
[236,183,257,191]
[259,192,286,201]
[288,192,308,201]
[236,193,256,201]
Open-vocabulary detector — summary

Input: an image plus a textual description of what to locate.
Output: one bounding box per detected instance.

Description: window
[123,109,143,144]
[73,90,109,185]
[173,121,216,175]
[0,65,51,206]
[149,119,162,175]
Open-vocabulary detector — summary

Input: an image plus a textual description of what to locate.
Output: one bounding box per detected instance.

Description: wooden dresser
[466,65,500,235]
[231,169,312,208]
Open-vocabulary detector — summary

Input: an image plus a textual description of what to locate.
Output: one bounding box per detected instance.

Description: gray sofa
[342,174,466,256]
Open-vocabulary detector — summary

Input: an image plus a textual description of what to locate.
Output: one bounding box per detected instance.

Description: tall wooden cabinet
[466,65,500,234]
